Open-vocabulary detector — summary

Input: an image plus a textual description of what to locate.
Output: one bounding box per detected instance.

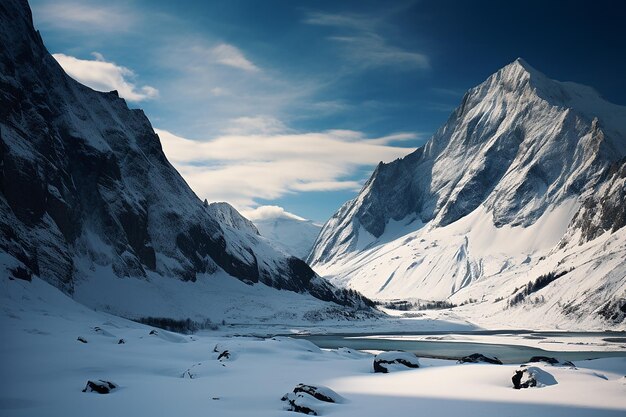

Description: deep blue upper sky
[30,0,626,222]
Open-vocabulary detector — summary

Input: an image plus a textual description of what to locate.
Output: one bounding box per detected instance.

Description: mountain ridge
[0,0,373,317]
[308,58,626,328]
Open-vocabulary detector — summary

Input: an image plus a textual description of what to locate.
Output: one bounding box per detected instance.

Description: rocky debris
[9,266,31,281]
[117,339,125,344]
[373,351,420,373]
[512,366,557,389]
[82,380,117,394]
[281,384,344,415]
[77,337,88,343]
[458,353,503,365]
[526,356,575,367]
[149,330,158,336]
[213,344,235,362]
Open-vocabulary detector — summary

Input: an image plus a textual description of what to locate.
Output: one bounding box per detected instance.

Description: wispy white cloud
[155,37,326,136]
[211,43,260,72]
[53,52,158,102]
[242,205,308,222]
[33,1,136,32]
[330,33,429,69]
[305,11,429,70]
[304,12,375,31]
[155,125,416,208]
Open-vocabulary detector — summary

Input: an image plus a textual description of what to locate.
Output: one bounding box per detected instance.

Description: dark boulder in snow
[292,384,342,403]
[213,344,234,362]
[77,337,88,343]
[281,384,345,415]
[117,339,125,344]
[82,380,117,394]
[512,366,557,389]
[526,356,575,367]
[458,353,503,365]
[373,351,420,373]
[149,330,158,336]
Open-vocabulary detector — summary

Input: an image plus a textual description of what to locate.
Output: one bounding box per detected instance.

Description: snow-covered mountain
[309,58,626,329]
[245,206,322,260]
[0,0,373,320]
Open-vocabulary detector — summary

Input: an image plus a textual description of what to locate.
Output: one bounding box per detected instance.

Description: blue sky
[30,0,626,222]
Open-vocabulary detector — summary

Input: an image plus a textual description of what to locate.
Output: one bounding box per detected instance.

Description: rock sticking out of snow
[512,366,557,389]
[526,356,575,367]
[281,384,345,415]
[373,351,420,373]
[77,337,88,344]
[213,344,236,362]
[82,380,118,394]
[458,353,503,365]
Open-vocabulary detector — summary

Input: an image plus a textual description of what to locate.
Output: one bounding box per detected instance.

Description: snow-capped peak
[308,59,626,329]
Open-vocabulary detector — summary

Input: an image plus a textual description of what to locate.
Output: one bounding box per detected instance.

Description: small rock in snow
[82,380,118,394]
[217,350,230,361]
[525,356,575,367]
[77,337,88,343]
[281,384,345,415]
[512,366,557,389]
[373,351,420,373]
[458,353,503,365]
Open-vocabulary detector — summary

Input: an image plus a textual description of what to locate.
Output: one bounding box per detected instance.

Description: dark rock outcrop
[82,380,117,394]
[373,351,420,373]
[512,366,557,389]
[458,353,503,365]
[281,384,344,415]
[526,356,575,367]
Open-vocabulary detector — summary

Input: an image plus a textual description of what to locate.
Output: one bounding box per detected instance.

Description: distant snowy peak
[310,58,626,265]
[254,218,321,260]
[245,206,322,260]
[206,202,259,236]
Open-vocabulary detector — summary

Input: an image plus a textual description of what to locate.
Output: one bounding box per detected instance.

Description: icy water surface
[297,331,626,364]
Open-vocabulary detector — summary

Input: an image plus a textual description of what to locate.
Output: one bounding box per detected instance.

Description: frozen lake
[297,331,626,364]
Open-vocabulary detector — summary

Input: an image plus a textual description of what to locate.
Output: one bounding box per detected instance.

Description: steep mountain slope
[246,206,322,260]
[309,59,626,329]
[0,0,373,319]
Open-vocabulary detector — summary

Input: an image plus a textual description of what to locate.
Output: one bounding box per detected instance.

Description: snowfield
[2,277,625,417]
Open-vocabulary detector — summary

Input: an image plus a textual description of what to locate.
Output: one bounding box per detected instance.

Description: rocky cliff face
[0,0,372,311]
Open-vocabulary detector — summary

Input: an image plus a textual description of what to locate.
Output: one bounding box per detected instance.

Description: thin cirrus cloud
[305,11,429,70]
[52,53,159,102]
[155,122,417,208]
[32,1,136,32]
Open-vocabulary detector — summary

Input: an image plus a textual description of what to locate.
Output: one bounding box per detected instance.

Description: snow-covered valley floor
[1,278,625,417]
